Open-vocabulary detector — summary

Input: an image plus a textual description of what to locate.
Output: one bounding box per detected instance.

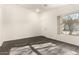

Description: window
[58,11,79,36]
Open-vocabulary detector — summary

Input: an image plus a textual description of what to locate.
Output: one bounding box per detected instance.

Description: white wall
[0,5,2,46]
[1,5,79,46]
[0,5,41,46]
[41,5,79,46]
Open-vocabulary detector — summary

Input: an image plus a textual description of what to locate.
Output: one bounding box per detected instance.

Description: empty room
[0,4,79,55]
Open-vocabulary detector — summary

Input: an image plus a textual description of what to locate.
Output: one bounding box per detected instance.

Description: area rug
[10,43,78,55]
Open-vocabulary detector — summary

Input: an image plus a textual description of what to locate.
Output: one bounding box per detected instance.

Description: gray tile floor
[9,38,79,55]
[0,36,79,55]
[50,39,79,54]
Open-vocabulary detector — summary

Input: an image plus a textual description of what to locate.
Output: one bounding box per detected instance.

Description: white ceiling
[18,4,70,12]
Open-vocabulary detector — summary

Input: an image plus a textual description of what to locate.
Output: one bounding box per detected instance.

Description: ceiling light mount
[36,8,40,13]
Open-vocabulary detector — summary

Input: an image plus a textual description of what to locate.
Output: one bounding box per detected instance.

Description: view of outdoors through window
[62,11,79,35]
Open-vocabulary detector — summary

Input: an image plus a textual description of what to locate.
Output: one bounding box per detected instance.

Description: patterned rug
[10,43,78,55]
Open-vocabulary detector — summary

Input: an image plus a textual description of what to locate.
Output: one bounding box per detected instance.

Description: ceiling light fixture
[36,8,40,13]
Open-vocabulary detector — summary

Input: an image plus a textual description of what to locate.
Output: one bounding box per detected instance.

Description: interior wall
[0,5,2,46]
[0,5,41,46]
[41,5,79,46]
[1,4,79,46]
